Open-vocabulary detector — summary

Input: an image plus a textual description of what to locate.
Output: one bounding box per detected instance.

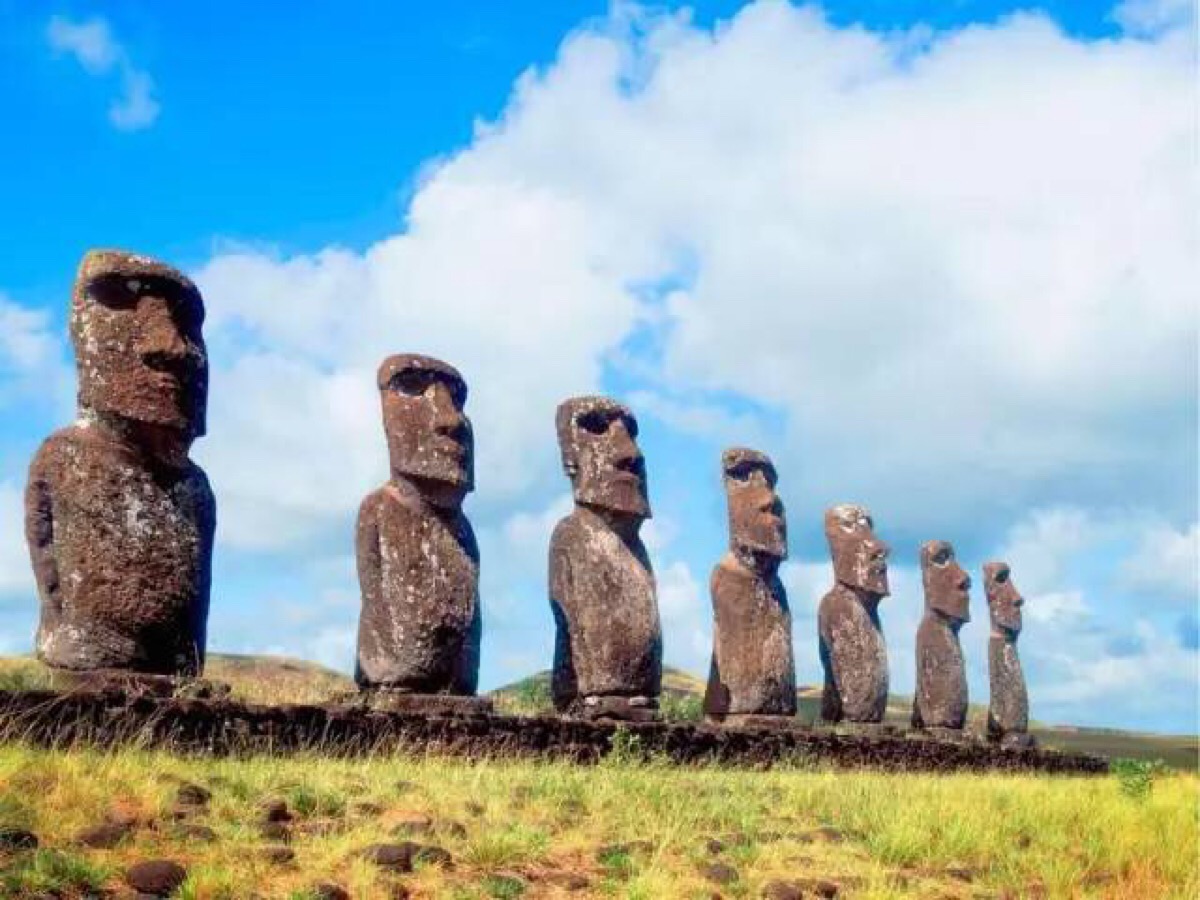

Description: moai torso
[549,397,662,717]
[354,355,481,696]
[818,505,890,724]
[27,251,213,675]
[984,561,1029,743]
[355,483,480,692]
[704,449,795,721]
[549,507,660,703]
[912,540,971,731]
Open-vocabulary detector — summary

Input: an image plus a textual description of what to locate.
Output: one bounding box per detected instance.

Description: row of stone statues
[22,250,1031,748]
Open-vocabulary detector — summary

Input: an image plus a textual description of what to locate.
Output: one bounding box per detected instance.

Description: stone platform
[0,687,1107,774]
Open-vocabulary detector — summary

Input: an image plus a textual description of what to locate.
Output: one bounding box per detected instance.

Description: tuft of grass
[1112,757,1166,800]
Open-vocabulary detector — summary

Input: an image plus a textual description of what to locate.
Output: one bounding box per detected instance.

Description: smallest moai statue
[984,561,1034,749]
[353,354,490,716]
[703,448,796,727]
[912,540,971,736]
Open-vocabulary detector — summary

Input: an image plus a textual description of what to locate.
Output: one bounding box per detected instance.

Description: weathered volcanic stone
[818,504,891,724]
[703,449,796,722]
[984,561,1032,748]
[355,355,483,703]
[26,250,214,676]
[125,859,187,895]
[912,540,971,731]
[549,396,661,720]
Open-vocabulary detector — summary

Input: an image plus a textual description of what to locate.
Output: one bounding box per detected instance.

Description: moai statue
[818,504,891,726]
[984,561,1033,749]
[549,396,661,721]
[912,540,971,735]
[703,448,796,726]
[26,250,215,680]
[354,354,489,714]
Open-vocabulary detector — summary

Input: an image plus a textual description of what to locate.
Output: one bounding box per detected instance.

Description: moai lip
[26,249,215,676]
[984,561,1032,747]
[549,396,662,720]
[354,354,490,714]
[703,448,797,725]
[818,504,890,724]
[912,540,971,731]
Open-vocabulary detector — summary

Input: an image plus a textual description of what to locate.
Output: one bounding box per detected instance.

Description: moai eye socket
[933,547,952,566]
[389,369,432,397]
[86,276,138,311]
[994,569,1009,583]
[577,411,611,435]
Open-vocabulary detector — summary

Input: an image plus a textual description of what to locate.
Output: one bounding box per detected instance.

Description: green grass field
[0,744,1195,899]
[1,654,1197,898]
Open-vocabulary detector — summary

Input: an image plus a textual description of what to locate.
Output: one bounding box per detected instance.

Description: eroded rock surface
[704,448,795,723]
[355,355,482,701]
[549,396,661,720]
[912,540,971,731]
[818,504,890,724]
[985,561,1032,748]
[26,250,213,675]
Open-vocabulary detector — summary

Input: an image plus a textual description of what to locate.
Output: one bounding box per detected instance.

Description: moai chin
[26,249,215,678]
[354,354,488,714]
[912,540,971,734]
[818,504,890,725]
[984,561,1033,749]
[549,396,662,721]
[703,448,796,726]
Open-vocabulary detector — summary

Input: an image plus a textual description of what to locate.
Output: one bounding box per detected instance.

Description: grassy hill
[492,667,1200,769]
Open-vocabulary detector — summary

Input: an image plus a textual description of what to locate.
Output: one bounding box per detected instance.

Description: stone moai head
[920,540,971,623]
[70,250,208,443]
[984,561,1023,636]
[722,448,786,562]
[556,396,649,520]
[825,504,890,596]
[377,354,474,506]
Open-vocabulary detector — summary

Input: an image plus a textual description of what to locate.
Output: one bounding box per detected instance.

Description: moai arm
[25,444,62,635]
[549,537,578,709]
[188,469,217,673]
[354,494,384,683]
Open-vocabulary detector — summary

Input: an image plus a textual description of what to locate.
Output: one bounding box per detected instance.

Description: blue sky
[0,0,1195,733]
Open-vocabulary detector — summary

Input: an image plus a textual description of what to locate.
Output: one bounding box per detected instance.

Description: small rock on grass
[125,859,187,895]
[0,827,38,850]
[465,801,485,817]
[361,841,452,872]
[261,798,293,822]
[699,862,739,885]
[761,882,803,900]
[76,821,132,848]
[175,783,211,807]
[311,885,350,900]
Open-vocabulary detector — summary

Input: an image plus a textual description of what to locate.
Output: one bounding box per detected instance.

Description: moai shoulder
[984,561,1033,748]
[27,249,214,678]
[354,354,487,714]
[703,448,796,726]
[912,540,971,734]
[817,503,891,726]
[548,396,661,721]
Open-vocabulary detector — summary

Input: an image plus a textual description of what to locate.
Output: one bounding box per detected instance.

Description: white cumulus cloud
[47,15,160,130]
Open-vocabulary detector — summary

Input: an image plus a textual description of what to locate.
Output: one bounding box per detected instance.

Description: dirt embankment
[0,686,1108,774]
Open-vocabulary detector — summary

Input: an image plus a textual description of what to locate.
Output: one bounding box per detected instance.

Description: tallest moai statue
[26,250,215,676]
